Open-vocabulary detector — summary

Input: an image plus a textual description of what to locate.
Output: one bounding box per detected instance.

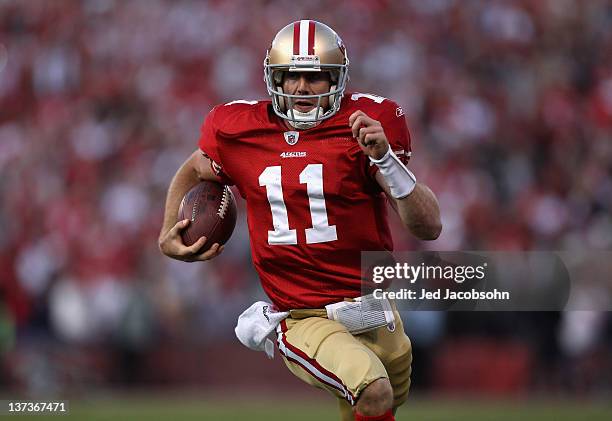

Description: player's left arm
[350,110,442,240]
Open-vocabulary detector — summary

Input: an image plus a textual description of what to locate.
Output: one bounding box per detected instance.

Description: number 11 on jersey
[259,164,337,245]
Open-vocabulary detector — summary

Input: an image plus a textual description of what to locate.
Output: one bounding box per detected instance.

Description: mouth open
[293,99,316,113]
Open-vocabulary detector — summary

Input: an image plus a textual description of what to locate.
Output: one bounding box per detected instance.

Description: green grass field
[7,396,612,421]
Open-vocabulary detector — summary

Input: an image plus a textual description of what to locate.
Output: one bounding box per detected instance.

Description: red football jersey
[198,92,411,310]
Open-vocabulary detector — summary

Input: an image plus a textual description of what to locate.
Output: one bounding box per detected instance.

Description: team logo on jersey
[284,131,300,145]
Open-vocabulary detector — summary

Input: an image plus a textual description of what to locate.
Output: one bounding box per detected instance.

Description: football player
[159,20,441,421]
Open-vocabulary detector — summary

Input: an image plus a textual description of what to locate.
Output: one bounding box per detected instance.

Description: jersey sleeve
[367,101,412,180]
[198,106,234,185]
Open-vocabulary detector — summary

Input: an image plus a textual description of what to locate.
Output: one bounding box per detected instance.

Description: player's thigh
[357,305,412,408]
[278,316,388,405]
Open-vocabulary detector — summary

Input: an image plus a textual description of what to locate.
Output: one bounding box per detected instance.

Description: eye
[284,72,300,81]
[306,72,330,83]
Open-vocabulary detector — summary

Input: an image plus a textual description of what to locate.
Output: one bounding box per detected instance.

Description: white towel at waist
[234,301,289,359]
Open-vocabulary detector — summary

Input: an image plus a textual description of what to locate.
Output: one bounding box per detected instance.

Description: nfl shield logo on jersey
[284,131,299,146]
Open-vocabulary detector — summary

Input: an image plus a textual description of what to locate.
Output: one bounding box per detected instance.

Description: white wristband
[370,147,417,199]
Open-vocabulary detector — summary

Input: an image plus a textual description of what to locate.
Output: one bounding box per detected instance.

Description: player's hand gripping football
[349,110,389,160]
[158,219,224,262]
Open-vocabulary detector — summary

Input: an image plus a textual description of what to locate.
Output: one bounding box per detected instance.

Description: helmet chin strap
[286,107,324,130]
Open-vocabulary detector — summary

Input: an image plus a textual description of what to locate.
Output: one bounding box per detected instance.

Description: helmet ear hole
[329,71,339,85]
[273,71,284,85]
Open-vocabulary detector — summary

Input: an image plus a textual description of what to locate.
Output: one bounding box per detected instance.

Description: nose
[296,75,311,94]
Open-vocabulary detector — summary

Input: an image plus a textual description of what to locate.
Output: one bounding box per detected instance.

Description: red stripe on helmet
[293,22,300,55]
[308,20,315,55]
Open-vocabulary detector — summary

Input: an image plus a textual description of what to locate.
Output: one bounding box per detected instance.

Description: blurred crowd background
[1,0,611,400]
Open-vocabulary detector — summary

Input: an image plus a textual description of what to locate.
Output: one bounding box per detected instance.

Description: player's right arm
[158,150,224,262]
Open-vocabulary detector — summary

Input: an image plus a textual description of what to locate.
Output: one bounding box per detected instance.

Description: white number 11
[259,164,337,245]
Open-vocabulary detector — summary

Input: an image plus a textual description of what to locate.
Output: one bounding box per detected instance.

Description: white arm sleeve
[369,147,417,199]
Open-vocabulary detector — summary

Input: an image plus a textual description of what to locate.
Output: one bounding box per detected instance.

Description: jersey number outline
[351,92,386,104]
[259,164,337,245]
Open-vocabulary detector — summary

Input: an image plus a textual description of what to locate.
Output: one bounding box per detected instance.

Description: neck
[282,120,296,131]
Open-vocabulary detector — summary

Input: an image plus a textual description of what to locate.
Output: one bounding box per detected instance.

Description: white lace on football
[217,186,231,218]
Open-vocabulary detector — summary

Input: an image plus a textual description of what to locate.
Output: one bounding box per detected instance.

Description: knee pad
[386,345,412,408]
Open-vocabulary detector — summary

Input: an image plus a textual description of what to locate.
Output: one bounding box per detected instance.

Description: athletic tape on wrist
[370,148,416,199]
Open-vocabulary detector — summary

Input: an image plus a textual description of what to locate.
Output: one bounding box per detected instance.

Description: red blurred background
[1,0,611,399]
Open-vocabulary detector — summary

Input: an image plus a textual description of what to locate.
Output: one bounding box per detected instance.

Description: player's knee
[355,378,393,416]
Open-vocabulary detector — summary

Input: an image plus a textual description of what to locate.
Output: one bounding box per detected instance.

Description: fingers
[358,126,381,147]
[349,110,379,137]
[350,113,367,138]
[172,219,190,236]
[159,220,189,255]
[160,219,226,262]
[349,110,369,128]
[193,243,225,261]
[349,110,380,132]
[184,236,207,255]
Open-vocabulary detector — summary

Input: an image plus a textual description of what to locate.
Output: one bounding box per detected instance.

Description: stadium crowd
[1,0,611,396]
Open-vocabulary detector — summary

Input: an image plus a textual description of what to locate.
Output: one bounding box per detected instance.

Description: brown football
[177,181,237,250]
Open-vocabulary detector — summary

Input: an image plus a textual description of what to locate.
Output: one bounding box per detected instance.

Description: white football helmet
[264,20,349,129]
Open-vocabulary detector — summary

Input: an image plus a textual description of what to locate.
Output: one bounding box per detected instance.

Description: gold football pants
[277,304,412,420]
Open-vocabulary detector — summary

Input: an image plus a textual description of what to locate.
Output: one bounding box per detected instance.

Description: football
[177,181,237,250]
